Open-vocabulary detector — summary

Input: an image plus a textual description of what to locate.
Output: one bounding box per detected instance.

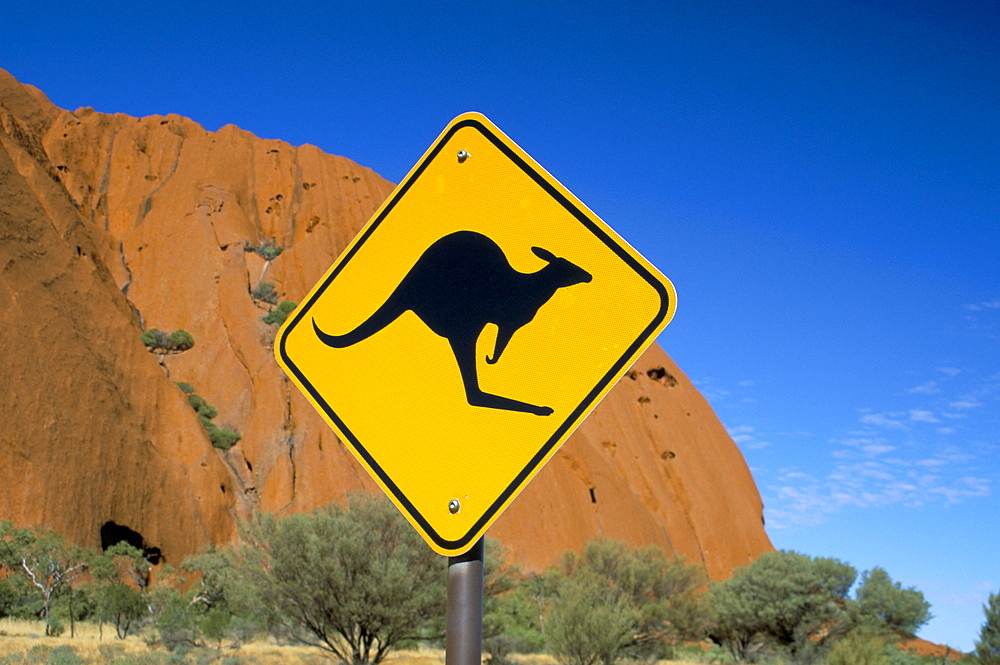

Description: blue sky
[5,0,997,652]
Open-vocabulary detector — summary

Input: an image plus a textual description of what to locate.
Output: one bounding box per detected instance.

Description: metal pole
[446,537,484,665]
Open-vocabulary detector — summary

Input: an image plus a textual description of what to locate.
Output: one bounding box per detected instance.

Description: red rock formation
[0,68,772,577]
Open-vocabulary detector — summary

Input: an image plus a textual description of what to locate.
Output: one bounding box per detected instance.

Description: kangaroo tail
[313,294,404,349]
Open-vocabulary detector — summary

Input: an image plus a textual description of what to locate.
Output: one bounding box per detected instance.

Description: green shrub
[207,425,241,451]
[175,382,195,394]
[181,387,240,451]
[44,615,65,637]
[827,630,889,665]
[45,646,82,665]
[141,328,194,352]
[251,281,278,304]
[140,329,167,348]
[167,330,194,351]
[245,240,283,261]
[262,300,296,325]
[187,394,218,421]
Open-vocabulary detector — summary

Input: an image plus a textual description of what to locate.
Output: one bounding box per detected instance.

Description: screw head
[457,150,470,163]
[448,499,461,514]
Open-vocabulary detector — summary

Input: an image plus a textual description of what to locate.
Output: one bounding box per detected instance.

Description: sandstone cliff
[0,68,772,578]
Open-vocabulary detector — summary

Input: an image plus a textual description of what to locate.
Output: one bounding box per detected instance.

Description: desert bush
[827,629,890,665]
[140,329,167,348]
[44,646,82,665]
[206,426,240,451]
[251,281,278,305]
[181,389,240,451]
[855,567,932,636]
[167,330,194,351]
[563,539,705,658]
[245,240,283,261]
[262,301,296,325]
[187,395,218,423]
[141,329,194,352]
[706,550,856,664]
[227,494,446,665]
[484,582,546,664]
[538,538,706,665]
[545,573,635,665]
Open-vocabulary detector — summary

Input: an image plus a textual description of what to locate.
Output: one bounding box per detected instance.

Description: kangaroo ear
[531,246,557,263]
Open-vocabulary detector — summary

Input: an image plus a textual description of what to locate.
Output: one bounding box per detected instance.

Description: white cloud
[909,409,940,423]
[749,365,999,532]
[860,412,907,429]
[726,424,771,450]
[965,299,1000,311]
[862,444,896,456]
[907,381,940,394]
[763,436,994,530]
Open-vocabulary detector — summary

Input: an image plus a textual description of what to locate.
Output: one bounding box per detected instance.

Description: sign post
[446,538,484,665]
[275,112,676,662]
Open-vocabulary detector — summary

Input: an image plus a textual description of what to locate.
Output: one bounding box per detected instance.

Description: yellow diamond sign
[276,113,676,555]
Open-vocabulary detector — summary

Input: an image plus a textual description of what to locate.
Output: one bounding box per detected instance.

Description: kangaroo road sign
[275,113,676,556]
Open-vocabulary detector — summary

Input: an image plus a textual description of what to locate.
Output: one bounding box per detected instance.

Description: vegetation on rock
[180,385,241,451]
[140,329,194,352]
[262,300,296,325]
[244,240,283,261]
[250,281,278,305]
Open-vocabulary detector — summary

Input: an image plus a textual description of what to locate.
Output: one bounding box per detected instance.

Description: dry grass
[0,618,145,660]
[0,620,703,665]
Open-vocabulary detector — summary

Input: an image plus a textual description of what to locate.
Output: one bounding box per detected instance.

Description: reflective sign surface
[276,113,676,555]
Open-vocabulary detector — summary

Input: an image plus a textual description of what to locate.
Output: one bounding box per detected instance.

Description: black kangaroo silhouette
[313,230,592,416]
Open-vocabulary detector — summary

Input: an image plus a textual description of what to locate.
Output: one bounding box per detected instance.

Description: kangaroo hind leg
[448,335,553,416]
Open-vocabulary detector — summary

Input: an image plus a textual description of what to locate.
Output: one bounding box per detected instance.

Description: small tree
[540,539,706,665]
[975,591,1000,665]
[1,526,89,636]
[558,538,706,654]
[855,567,932,636]
[231,495,446,665]
[546,573,635,665]
[178,548,267,648]
[90,543,151,639]
[706,550,856,664]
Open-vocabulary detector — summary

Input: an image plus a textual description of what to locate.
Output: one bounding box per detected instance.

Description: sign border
[277,113,674,554]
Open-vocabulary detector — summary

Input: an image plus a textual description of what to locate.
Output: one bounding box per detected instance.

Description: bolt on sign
[276,113,676,556]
